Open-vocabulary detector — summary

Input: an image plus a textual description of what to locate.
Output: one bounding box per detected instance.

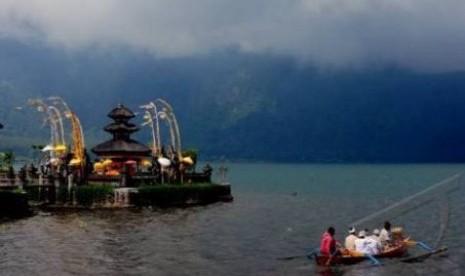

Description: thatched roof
[104,122,139,133]
[107,104,135,119]
[91,139,151,157]
[92,103,151,158]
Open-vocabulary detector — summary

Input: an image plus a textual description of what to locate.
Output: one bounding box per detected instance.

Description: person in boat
[379,221,392,247]
[391,227,406,243]
[354,230,371,254]
[344,226,357,251]
[370,228,381,242]
[320,227,340,255]
[366,229,382,255]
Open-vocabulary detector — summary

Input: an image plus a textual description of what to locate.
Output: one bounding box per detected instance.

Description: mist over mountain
[1,39,465,163]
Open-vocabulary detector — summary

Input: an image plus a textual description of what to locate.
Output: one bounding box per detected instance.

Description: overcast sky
[1,0,465,72]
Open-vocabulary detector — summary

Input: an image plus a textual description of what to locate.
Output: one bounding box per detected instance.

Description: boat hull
[315,243,409,266]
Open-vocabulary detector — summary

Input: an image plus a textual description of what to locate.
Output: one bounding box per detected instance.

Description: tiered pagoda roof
[91,104,151,159]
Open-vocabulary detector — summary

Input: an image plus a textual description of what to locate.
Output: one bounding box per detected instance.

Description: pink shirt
[320,232,335,255]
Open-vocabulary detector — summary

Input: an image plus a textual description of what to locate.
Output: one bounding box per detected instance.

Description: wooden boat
[314,241,409,266]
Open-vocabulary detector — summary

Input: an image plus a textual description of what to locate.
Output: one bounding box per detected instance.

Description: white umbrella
[42,145,54,152]
[157,157,171,167]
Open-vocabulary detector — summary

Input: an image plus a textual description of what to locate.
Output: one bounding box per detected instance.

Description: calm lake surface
[1,163,465,275]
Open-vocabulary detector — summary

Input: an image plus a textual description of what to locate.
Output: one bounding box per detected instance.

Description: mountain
[1,39,465,163]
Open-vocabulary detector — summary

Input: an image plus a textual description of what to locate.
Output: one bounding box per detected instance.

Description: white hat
[373,229,380,235]
[358,230,366,238]
[348,227,356,234]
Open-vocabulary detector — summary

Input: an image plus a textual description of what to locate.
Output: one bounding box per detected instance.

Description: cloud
[1,0,465,71]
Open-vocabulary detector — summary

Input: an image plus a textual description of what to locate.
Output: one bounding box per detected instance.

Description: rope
[350,174,462,228]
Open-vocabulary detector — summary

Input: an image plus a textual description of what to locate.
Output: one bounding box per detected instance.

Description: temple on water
[3,98,232,209]
[87,103,212,186]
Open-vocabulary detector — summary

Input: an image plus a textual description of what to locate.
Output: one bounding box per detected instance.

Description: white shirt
[344,234,357,251]
[366,236,382,255]
[379,228,391,246]
[370,235,380,242]
[354,237,370,254]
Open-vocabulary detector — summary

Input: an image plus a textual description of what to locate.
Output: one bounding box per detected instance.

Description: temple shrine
[91,104,151,178]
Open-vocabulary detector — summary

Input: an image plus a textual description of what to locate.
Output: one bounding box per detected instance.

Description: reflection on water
[0,164,464,275]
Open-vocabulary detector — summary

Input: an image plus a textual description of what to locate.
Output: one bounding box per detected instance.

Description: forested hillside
[1,39,465,162]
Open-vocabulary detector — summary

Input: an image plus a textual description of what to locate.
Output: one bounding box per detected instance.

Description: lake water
[1,163,464,275]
